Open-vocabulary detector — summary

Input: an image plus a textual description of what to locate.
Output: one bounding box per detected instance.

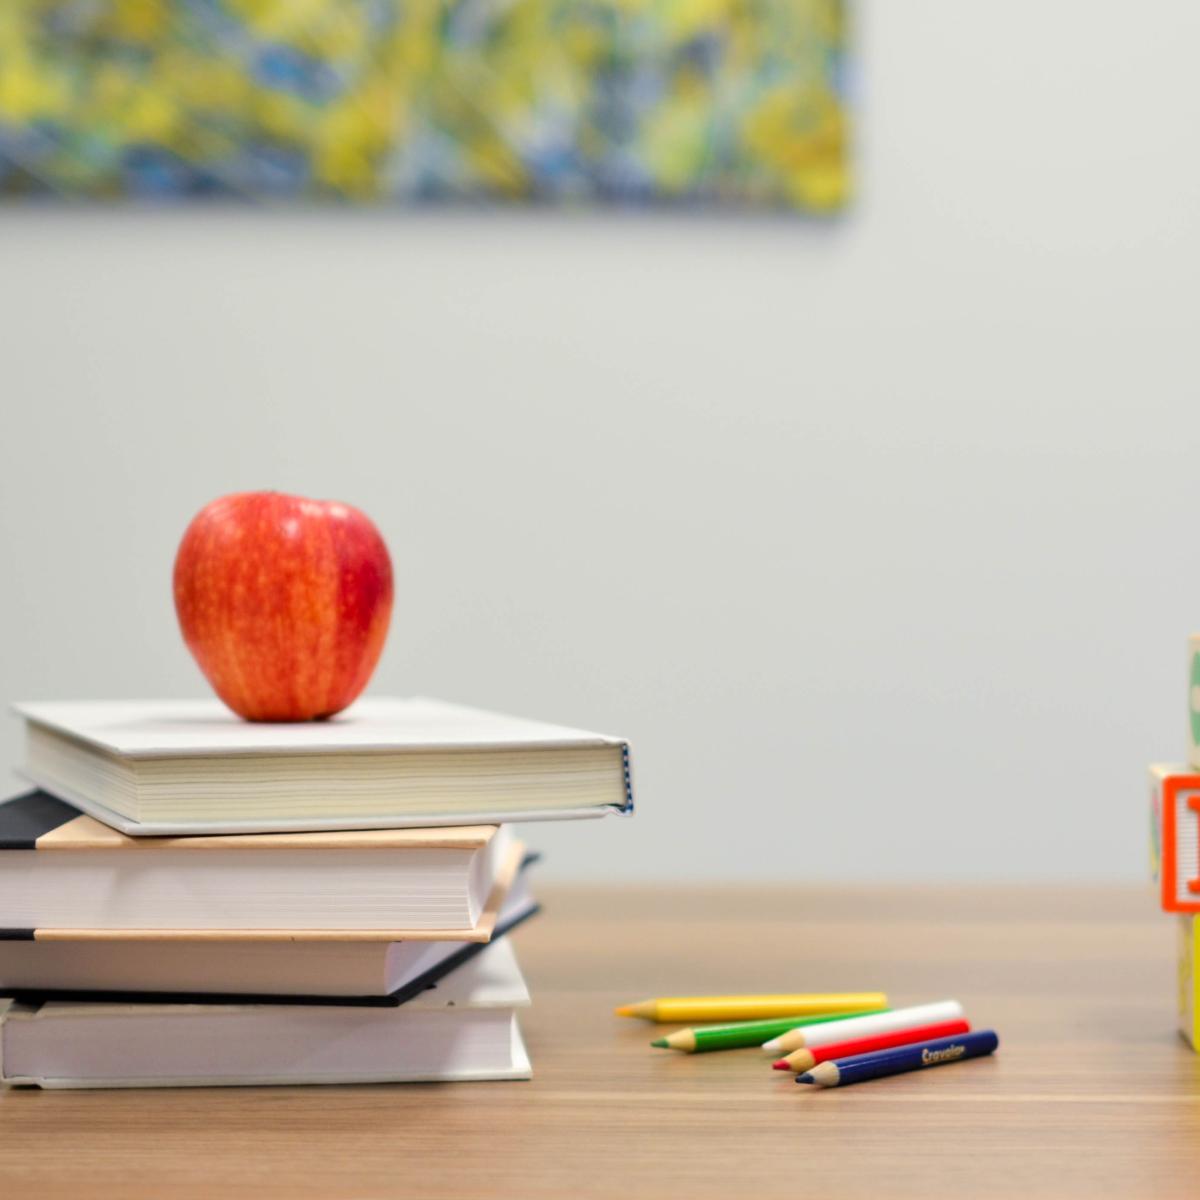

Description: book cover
[0,791,523,942]
[0,860,541,1007]
[15,696,625,757]
[14,696,634,835]
[0,940,533,1088]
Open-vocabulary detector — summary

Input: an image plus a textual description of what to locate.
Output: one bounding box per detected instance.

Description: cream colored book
[13,696,633,835]
[0,860,538,1001]
[0,790,522,940]
[0,939,532,1089]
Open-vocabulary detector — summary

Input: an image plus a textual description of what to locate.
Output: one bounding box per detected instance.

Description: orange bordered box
[1151,765,1200,912]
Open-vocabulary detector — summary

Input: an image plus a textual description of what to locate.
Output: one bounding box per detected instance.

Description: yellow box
[1180,916,1200,1050]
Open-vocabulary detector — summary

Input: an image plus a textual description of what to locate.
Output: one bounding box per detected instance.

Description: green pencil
[650,1009,891,1053]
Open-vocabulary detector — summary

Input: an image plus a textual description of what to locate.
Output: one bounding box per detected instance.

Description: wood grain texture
[0,884,1192,1200]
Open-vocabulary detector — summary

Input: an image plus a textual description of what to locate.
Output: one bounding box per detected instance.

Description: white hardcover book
[0,939,532,1089]
[0,865,539,1001]
[0,791,519,938]
[14,696,633,835]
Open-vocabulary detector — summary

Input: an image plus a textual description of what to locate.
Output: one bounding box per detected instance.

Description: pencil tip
[762,1039,781,1053]
[616,1000,655,1019]
[650,1038,668,1048]
[771,1060,789,1071]
[797,1073,816,1085]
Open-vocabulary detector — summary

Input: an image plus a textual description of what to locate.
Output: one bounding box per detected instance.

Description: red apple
[173,491,393,722]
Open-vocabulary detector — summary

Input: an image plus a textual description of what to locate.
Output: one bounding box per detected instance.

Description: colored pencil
[615,993,888,1023]
[652,1009,891,1053]
[761,999,964,1054]
[771,1019,970,1071]
[797,1029,999,1088]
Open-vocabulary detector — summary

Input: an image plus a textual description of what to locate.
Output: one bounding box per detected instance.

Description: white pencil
[760,1000,964,1055]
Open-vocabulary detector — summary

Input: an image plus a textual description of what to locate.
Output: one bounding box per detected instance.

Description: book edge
[15,699,627,759]
[17,837,526,943]
[14,771,625,835]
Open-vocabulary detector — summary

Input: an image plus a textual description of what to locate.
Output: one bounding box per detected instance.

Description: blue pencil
[796,1029,999,1087]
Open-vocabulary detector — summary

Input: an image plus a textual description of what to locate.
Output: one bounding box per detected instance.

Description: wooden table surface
[0,884,1193,1199]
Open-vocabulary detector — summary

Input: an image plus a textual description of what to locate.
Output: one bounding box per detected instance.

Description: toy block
[1149,764,1200,912]
[1181,917,1200,1050]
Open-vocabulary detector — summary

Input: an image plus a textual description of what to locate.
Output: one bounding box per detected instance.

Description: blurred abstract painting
[0,1,848,211]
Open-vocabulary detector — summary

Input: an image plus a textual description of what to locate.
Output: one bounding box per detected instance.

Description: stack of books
[0,697,633,1088]
[1148,635,1200,1049]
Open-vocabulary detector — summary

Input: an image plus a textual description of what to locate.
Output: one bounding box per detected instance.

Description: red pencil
[772,1019,971,1072]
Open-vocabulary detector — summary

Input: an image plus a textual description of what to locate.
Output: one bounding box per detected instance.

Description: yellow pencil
[614,993,888,1023]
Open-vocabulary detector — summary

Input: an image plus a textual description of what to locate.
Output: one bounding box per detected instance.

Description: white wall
[1,1,1197,881]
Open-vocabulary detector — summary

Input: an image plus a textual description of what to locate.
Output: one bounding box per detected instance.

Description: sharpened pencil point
[650,1038,668,1048]
[771,1060,790,1071]
[615,1000,656,1020]
[762,1038,782,1054]
[797,1073,816,1084]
